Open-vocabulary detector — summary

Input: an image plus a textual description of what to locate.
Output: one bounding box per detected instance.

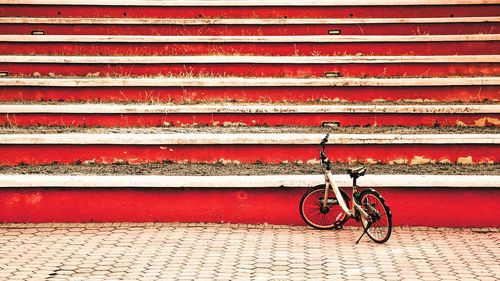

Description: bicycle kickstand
[355,221,373,244]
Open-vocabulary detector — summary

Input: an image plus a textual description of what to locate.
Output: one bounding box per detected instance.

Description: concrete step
[1,0,498,19]
[1,103,498,127]
[0,132,497,165]
[0,76,498,102]
[1,55,499,78]
[0,34,498,56]
[1,16,497,35]
[0,173,498,226]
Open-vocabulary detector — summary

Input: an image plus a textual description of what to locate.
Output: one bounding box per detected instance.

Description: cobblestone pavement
[0,223,498,281]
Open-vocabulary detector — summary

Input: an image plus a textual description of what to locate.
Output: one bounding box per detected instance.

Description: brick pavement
[0,223,498,281]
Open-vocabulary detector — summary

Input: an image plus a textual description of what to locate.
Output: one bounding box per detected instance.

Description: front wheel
[299,185,350,230]
[360,188,392,243]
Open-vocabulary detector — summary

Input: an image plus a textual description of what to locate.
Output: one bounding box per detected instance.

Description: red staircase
[0,0,498,226]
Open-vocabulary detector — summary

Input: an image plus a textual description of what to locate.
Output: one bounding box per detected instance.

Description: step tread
[1,76,499,86]
[2,103,498,114]
[2,34,499,42]
[2,55,499,63]
[0,173,498,188]
[2,126,498,135]
[2,0,498,6]
[3,16,500,24]
[0,132,498,144]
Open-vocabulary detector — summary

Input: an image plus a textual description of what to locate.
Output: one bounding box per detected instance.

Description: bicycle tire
[359,188,392,243]
[299,184,350,230]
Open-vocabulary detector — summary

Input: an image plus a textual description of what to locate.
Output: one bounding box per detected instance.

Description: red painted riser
[3,63,499,78]
[1,41,497,56]
[0,144,496,166]
[1,86,497,103]
[1,5,497,18]
[2,113,499,127]
[0,187,498,227]
[1,23,497,36]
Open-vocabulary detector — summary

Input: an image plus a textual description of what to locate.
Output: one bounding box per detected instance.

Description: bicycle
[299,134,392,244]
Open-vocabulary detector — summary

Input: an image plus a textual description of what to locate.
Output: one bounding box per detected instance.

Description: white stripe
[0,34,498,42]
[0,0,497,6]
[0,77,498,87]
[2,16,499,25]
[0,134,497,145]
[1,55,499,64]
[0,104,498,114]
[0,174,497,188]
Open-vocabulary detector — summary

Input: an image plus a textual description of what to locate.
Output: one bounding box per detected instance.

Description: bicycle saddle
[347,166,366,178]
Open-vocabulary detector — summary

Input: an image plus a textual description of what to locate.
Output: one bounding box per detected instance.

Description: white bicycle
[299,134,392,243]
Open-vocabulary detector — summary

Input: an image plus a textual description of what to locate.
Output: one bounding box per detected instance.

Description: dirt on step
[0,125,498,135]
[1,162,498,176]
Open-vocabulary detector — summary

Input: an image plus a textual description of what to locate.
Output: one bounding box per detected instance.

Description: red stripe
[1,113,499,127]
[0,144,496,165]
[1,86,497,102]
[2,62,499,77]
[1,5,498,18]
[0,187,498,227]
[1,23,497,36]
[0,41,497,56]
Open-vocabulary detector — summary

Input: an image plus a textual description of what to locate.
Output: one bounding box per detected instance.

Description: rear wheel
[360,189,392,243]
[299,185,350,230]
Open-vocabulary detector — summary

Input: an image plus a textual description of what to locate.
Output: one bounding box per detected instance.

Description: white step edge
[1,77,499,87]
[0,0,497,6]
[1,55,499,64]
[2,16,499,25]
[0,34,498,43]
[0,174,498,188]
[0,134,497,145]
[1,104,498,114]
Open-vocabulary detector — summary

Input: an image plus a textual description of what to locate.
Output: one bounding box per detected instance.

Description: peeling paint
[222,121,247,127]
[438,159,451,164]
[474,117,500,127]
[455,120,467,127]
[83,159,96,164]
[410,156,434,165]
[457,156,474,165]
[388,158,407,165]
[218,158,233,165]
[112,158,126,164]
[159,146,168,150]
[364,158,379,164]
[478,159,494,164]
[306,158,320,165]
[86,72,100,77]
[27,193,42,205]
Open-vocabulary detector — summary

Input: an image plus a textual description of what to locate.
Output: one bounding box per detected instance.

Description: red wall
[1,187,498,227]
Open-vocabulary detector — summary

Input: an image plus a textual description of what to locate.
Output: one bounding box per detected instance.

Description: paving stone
[0,223,499,280]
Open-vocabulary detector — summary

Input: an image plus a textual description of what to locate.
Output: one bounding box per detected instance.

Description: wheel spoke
[300,187,349,229]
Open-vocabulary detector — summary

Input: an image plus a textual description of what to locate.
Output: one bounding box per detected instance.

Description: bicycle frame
[323,170,370,221]
[319,134,370,222]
